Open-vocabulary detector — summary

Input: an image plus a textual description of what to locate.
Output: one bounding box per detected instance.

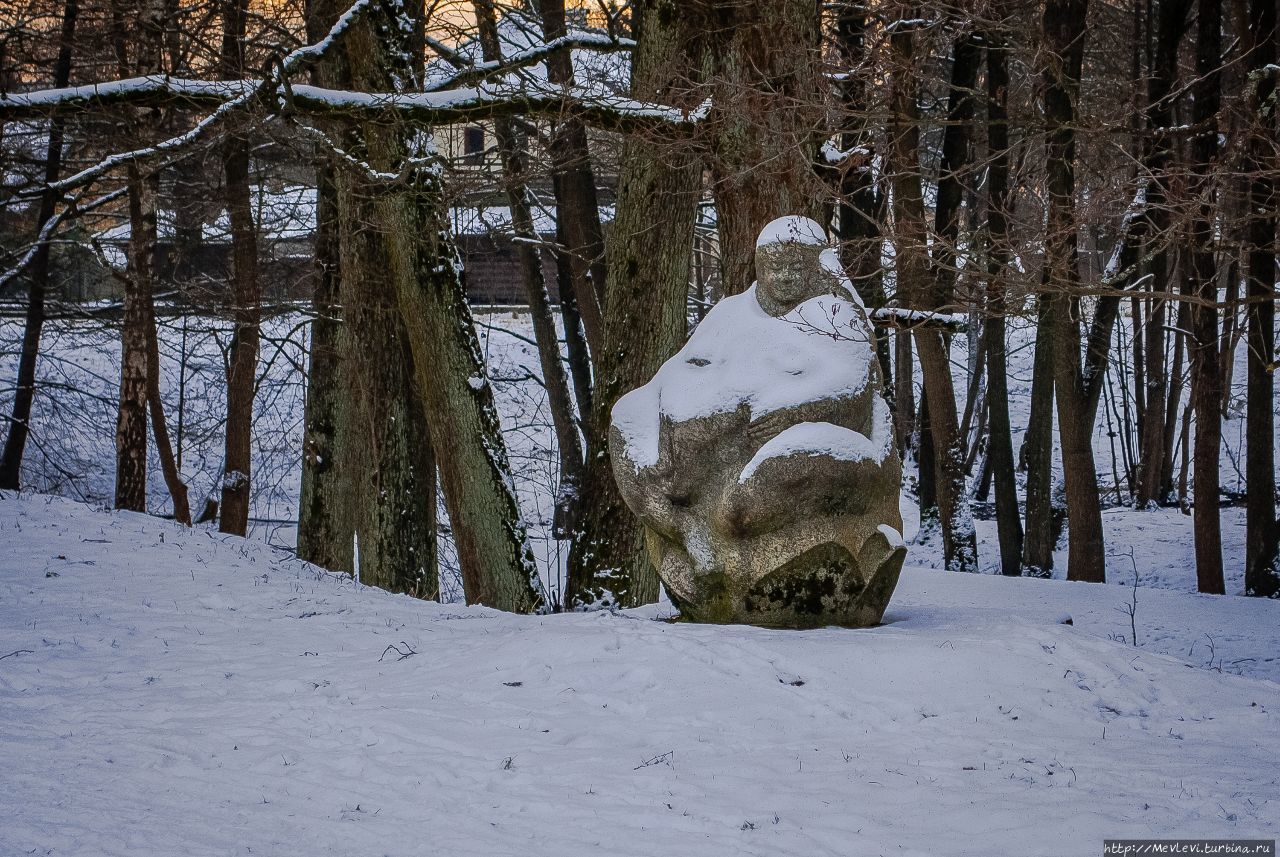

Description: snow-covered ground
[1,491,1277,856]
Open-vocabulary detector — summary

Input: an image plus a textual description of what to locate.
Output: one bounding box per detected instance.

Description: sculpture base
[664,538,906,629]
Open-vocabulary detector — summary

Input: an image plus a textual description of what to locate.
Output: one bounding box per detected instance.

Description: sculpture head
[754,216,843,316]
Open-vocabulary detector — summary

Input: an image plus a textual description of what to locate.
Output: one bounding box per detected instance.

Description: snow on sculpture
[611,215,906,627]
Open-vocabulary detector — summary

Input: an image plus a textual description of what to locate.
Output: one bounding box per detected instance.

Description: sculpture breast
[610,216,906,628]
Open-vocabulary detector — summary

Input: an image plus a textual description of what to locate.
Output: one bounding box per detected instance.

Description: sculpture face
[610,216,906,628]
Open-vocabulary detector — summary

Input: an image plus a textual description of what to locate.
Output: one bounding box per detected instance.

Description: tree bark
[343,1,541,610]
[115,165,152,512]
[1042,0,1106,582]
[1243,0,1279,596]
[1022,297,1056,576]
[704,0,826,294]
[1187,0,1224,594]
[217,0,259,536]
[297,158,346,569]
[299,0,440,597]
[1135,0,1192,507]
[983,31,1024,576]
[566,0,703,608]
[109,0,164,514]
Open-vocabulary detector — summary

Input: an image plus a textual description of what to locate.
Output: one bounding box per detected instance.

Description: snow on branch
[424,33,635,93]
[868,307,969,331]
[284,81,702,132]
[2,0,375,195]
[0,77,253,116]
[1,77,703,137]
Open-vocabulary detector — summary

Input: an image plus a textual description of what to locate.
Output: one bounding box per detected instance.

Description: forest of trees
[1,0,1276,608]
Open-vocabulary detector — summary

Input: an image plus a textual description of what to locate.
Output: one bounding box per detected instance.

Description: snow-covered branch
[424,33,634,93]
[2,0,375,195]
[868,307,969,331]
[1,77,702,138]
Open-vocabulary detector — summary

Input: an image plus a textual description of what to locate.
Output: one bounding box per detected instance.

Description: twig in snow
[634,750,675,771]
[379,642,418,661]
[1115,548,1140,647]
[0,649,34,660]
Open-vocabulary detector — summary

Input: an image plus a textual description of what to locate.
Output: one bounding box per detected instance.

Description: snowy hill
[2,492,1277,856]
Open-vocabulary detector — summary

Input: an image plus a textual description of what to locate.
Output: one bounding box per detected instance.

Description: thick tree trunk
[1042,0,1106,583]
[1244,0,1279,596]
[0,0,77,490]
[335,181,440,597]
[217,0,259,536]
[341,2,541,610]
[377,179,541,609]
[115,166,153,512]
[1187,0,1224,594]
[705,0,825,294]
[297,159,346,570]
[298,0,440,597]
[566,0,703,609]
[984,32,1024,576]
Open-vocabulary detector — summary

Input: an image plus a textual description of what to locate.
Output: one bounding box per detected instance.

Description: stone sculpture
[610,216,906,628]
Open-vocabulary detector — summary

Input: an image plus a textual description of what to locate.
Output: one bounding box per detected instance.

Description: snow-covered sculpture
[611,216,906,628]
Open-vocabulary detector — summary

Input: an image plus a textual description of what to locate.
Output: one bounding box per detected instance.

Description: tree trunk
[343,2,541,610]
[1187,0,1224,594]
[299,0,440,597]
[984,31,1024,576]
[705,0,826,294]
[1135,0,1192,507]
[1243,0,1279,596]
[335,180,440,597]
[1021,297,1056,576]
[566,0,704,608]
[1042,0,1106,582]
[893,331,915,458]
[145,288,190,525]
[931,33,980,307]
[115,165,152,512]
[1044,0,1105,583]
[297,158,345,569]
[217,0,259,536]
[0,0,77,490]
